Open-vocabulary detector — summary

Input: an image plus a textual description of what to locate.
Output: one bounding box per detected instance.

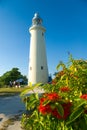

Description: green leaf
[79,117,87,130]
[27,99,37,110]
[56,103,64,117]
[61,74,66,80]
[67,107,84,125]
[56,61,66,71]
[74,100,87,109]
[43,99,50,106]
[35,93,39,100]
[50,104,56,109]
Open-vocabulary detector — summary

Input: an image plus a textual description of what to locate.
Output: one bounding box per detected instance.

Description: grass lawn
[0,86,28,96]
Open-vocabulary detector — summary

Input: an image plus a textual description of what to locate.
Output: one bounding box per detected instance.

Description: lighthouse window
[41,66,43,70]
[30,67,32,70]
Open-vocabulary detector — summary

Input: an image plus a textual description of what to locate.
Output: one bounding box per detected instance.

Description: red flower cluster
[40,97,45,104]
[52,102,72,120]
[38,93,60,114]
[80,94,87,100]
[38,104,52,115]
[60,86,70,92]
[38,93,72,120]
[38,96,52,115]
[46,93,61,101]
[62,102,72,119]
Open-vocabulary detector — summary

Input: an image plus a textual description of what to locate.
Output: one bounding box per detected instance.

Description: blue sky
[0,0,87,77]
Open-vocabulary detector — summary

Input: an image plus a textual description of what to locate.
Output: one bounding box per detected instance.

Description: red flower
[38,93,72,120]
[52,102,72,120]
[38,93,61,115]
[40,97,46,105]
[38,104,52,115]
[60,86,70,92]
[80,94,87,100]
[52,108,62,119]
[47,93,61,101]
[62,102,72,108]
[62,102,72,119]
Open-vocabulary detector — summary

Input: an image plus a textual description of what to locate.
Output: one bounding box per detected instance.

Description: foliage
[0,68,27,87]
[21,55,87,130]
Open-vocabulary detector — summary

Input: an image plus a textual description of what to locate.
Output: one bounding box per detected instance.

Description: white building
[28,13,48,85]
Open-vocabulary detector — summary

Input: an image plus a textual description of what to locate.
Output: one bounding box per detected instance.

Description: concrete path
[7,121,22,130]
[0,89,43,130]
[0,95,25,130]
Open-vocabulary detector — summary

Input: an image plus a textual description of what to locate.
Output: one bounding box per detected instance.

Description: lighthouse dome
[32,13,42,25]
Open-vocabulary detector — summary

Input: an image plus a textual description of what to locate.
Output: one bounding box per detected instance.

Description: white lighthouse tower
[28,13,48,85]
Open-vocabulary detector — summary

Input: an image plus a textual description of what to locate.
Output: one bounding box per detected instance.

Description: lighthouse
[28,13,48,85]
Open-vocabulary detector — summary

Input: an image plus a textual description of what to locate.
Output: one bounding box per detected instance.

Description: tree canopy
[0,68,28,87]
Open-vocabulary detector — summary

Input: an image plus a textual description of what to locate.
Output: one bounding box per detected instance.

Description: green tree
[0,68,27,87]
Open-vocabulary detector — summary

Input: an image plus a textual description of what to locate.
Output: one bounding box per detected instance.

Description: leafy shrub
[21,55,87,130]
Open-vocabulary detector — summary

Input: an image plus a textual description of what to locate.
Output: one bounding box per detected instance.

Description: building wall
[28,25,48,85]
